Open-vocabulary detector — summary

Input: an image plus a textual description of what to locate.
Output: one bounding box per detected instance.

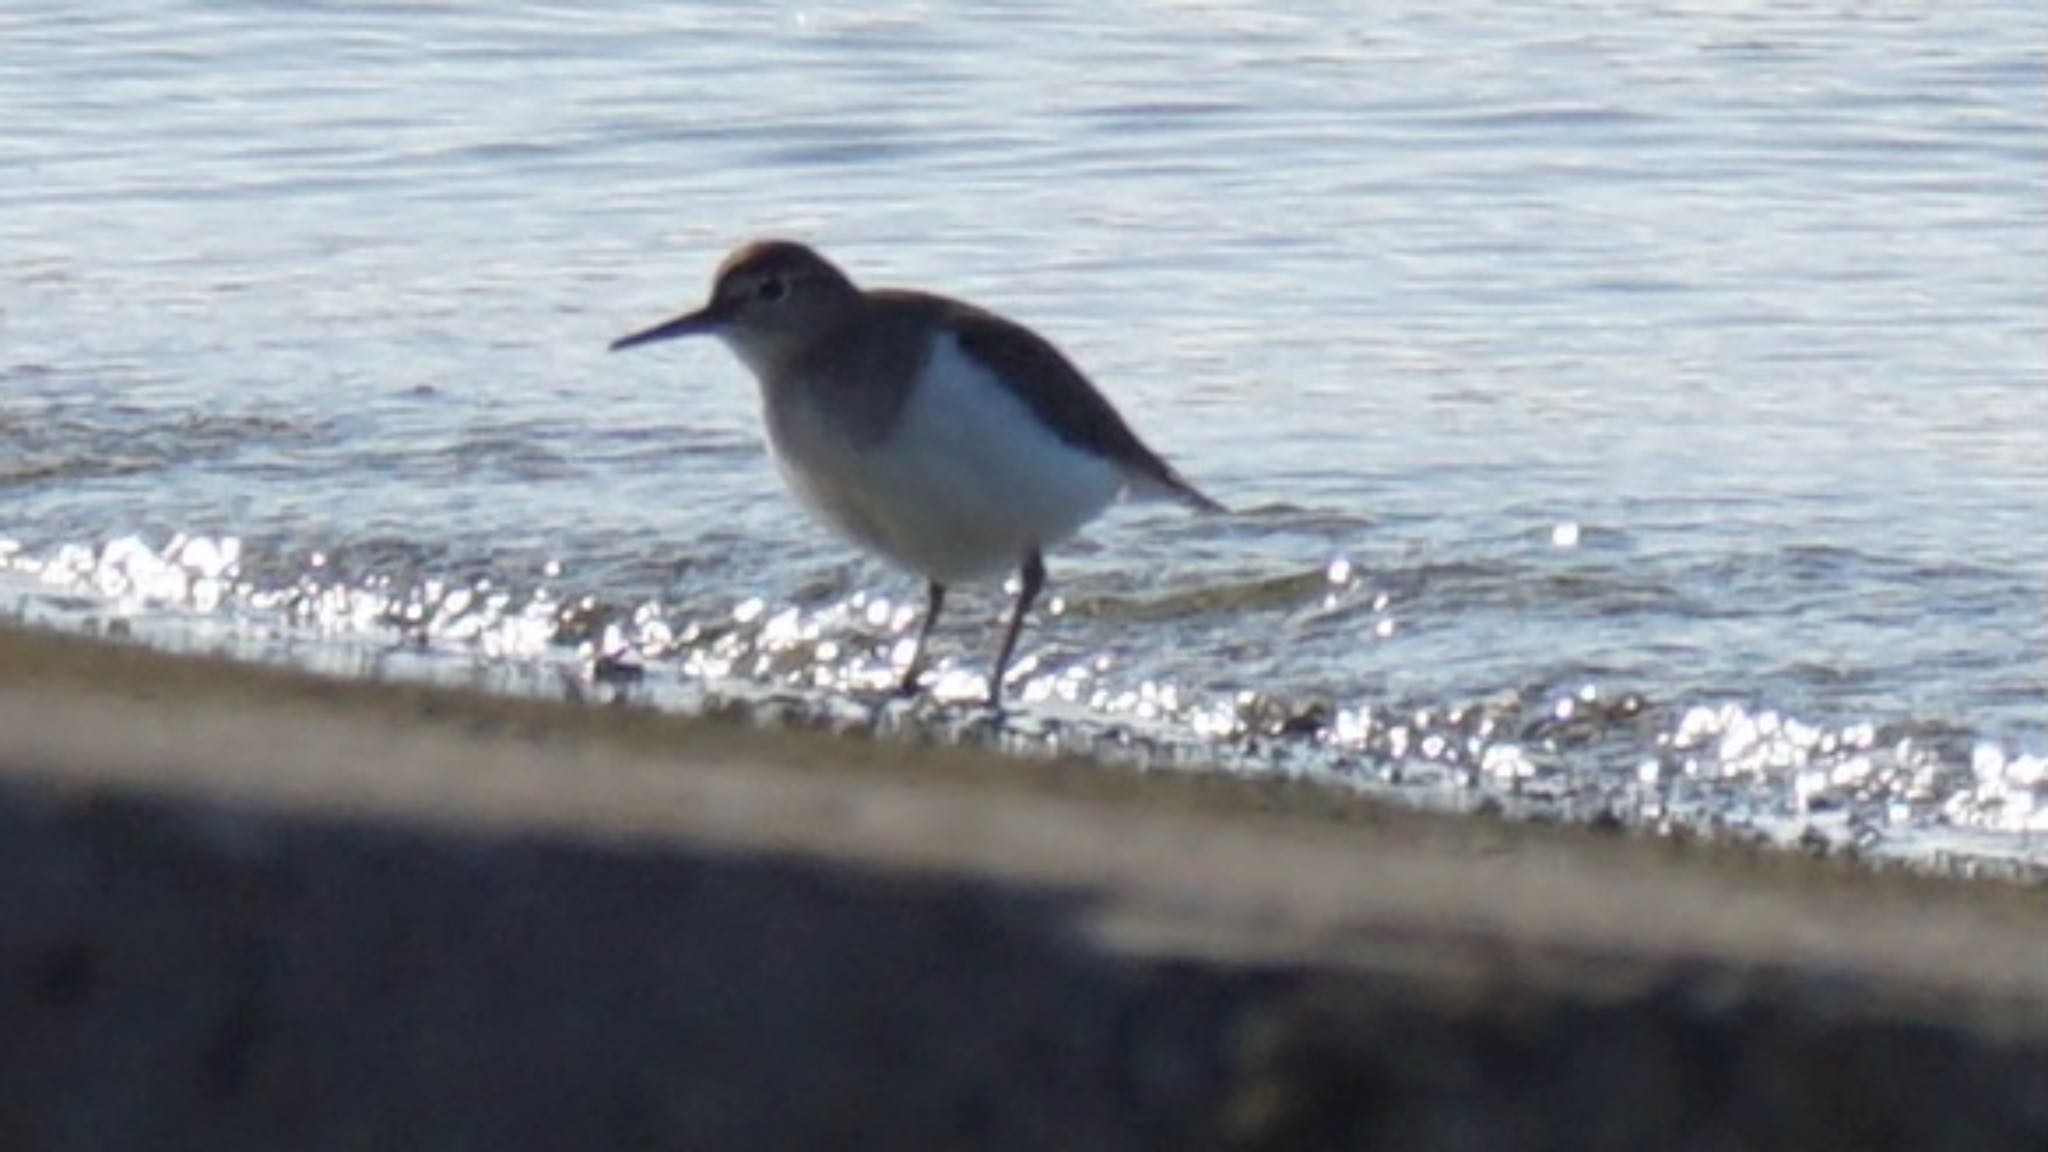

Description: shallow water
[4,1,2044,876]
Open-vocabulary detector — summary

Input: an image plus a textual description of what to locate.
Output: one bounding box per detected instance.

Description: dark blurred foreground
[2,625,2044,1151]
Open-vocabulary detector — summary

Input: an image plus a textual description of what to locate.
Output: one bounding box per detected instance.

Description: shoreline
[2,621,2044,1149]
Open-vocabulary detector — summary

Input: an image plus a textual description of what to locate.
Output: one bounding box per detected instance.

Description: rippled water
[4,2,2044,876]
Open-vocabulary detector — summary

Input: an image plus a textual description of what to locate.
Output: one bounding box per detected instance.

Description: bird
[610,239,1221,705]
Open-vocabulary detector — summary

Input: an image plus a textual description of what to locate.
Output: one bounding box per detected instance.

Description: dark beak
[609,304,722,352]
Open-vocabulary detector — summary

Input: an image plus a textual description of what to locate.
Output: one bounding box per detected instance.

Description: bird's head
[610,239,859,376]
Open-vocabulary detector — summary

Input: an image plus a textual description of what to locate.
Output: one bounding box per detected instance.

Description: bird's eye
[756,277,789,303]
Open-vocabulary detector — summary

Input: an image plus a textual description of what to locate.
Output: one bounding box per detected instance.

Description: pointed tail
[1127,460,1227,514]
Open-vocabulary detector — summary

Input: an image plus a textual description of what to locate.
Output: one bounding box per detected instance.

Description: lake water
[4,1,2044,876]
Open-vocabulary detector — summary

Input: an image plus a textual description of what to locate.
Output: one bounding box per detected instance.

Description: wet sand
[2,620,2044,1150]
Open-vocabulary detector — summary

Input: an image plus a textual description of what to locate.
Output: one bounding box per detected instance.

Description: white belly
[764,332,1124,583]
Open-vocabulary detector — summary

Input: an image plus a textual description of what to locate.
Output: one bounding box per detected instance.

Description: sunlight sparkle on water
[4,527,2043,876]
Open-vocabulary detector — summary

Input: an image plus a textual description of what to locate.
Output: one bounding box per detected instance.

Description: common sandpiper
[611,239,1222,705]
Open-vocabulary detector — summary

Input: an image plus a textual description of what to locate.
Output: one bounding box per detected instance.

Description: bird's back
[869,290,1224,513]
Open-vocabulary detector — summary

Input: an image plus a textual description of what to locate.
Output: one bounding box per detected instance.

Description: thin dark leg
[988,550,1045,706]
[899,580,946,695]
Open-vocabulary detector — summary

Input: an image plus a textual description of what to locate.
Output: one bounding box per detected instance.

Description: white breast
[764,331,1124,583]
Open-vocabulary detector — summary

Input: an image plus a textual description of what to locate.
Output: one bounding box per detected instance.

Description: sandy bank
[1,622,2043,1150]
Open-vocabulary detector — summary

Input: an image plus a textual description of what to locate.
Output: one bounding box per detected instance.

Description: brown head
[609,240,862,376]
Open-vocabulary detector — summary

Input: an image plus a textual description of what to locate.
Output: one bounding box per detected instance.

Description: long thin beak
[609,305,720,352]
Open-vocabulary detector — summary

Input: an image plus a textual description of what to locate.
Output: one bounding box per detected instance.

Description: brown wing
[932,296,1224,512]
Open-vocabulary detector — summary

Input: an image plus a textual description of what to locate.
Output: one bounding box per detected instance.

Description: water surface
[4,1,2044,875]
